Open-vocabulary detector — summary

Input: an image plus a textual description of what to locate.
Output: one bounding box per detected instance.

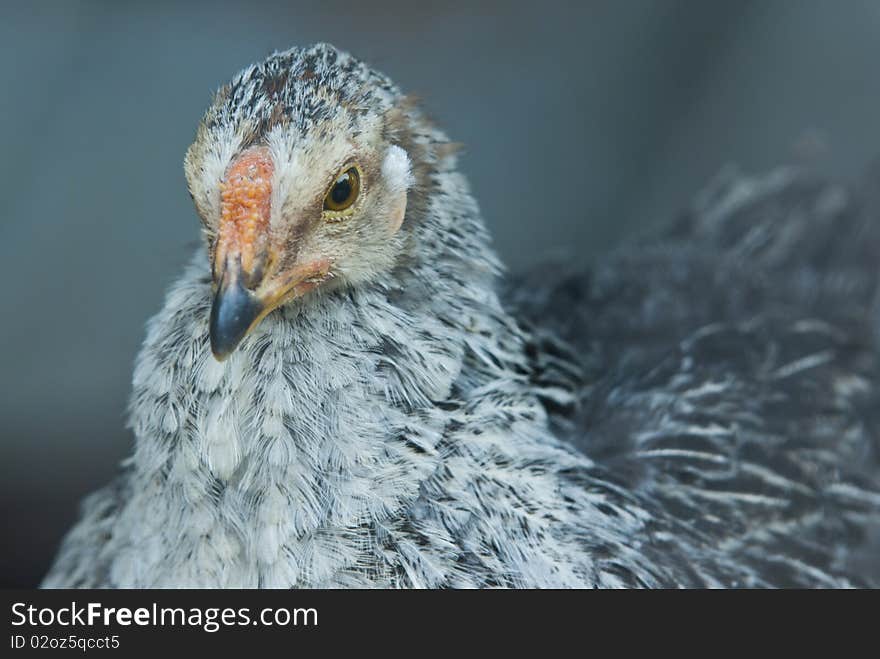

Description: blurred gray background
[2,0,879,587]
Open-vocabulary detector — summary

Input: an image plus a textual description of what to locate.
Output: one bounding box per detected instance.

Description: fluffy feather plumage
[43,44,880,588]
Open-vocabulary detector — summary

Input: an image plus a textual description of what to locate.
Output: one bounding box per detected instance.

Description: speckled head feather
[43,44,880,588]
[185,44,427,358]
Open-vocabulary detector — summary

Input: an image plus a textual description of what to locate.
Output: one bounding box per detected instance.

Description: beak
[209,146,274,361]
[207,146,331,360]
[209,252,331,360]
[209,258,266,360]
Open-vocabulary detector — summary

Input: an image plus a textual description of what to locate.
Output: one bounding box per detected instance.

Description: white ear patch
[382,145,414,194]
[381,145,414,234]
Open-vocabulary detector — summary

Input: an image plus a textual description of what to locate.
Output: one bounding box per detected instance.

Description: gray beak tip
[209,274,263,361]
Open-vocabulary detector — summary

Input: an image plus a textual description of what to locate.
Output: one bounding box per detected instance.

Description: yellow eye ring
[323,165,361,216]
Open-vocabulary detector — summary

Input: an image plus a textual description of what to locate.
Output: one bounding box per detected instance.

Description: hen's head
[185,44,424,360]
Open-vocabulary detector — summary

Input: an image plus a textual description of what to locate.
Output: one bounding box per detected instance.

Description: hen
[44,43,880,588]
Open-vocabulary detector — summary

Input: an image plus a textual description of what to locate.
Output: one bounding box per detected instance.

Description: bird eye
[323,166,360,214]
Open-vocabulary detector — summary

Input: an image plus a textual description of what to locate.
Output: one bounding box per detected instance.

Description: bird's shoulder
[508,166,880,586]
[41,473,130,588]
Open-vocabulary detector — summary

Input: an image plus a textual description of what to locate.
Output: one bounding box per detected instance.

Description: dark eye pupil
[324,167,360,213]
[331,175,352,205]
